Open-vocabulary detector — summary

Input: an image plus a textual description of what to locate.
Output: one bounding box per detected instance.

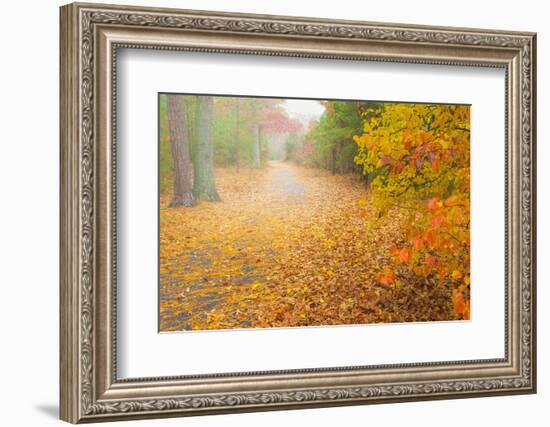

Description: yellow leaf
[451,270,462,280]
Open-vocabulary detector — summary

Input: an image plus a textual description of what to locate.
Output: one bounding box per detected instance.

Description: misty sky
[282,99,325,122]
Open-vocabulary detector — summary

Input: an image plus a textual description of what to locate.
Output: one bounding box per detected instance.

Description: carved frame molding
[60,2,536,423]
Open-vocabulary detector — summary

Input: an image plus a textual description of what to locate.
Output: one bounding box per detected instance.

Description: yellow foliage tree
[354,103,471,319]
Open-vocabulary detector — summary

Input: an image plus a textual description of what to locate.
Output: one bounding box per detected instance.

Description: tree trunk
[167,95,195,207]
[194,96,221,201]
[235,99,240,173]
[331,147,337,175]
[252,123,261,168]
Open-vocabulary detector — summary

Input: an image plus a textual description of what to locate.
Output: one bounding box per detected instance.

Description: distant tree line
[285,100,382,181]
[160,94,302,207]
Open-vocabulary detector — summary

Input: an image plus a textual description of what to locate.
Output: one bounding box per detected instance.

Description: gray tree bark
[252,123,261,168]
[235,99,240,173]
[194,96,221,201]
[167,95,195,207]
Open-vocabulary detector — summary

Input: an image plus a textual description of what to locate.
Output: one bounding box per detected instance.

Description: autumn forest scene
[159,93,471,332]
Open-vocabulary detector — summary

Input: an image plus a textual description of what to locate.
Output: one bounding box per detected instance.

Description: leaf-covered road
[160,161,453,331]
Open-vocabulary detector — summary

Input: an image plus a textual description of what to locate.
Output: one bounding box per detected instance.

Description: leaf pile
[160,161,456,331]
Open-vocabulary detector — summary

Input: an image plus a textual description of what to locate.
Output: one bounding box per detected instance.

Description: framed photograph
[60,2,537,423]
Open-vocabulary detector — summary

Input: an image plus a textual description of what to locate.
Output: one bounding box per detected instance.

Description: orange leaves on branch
[425,255,436,267]
[453,287,470,320]
[431,157,440,173]
[419,130,433,143]
[431,213,446,228]
[427,197,441,211]
[378,266,396,286]
[392,161,404,174]
[444,195,459,207]
[413,237,423,251]
[353,102,471,318]
[391,247,412,264]
[425,230,436,246]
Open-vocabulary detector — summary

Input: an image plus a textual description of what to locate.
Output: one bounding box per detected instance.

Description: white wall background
[0,0,545,426]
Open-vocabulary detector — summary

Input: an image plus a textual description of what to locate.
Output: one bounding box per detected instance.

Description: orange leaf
[431,157,439,173]
[463,301,471,320]
[425,230,436,246]
[431,213,446,228]
[396,247,412,264]
[427,197,439,211]
[444,195,459,207]
[393,161,404,174]
[378,267,396,286]
[453,292,466,316]
[420,131,432,143]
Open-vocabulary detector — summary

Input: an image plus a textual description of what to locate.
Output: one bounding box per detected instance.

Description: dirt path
[159,162,402,331]
[268,161,305,198]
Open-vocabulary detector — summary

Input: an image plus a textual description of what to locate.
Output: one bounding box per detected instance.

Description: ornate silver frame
[60,2,537,423]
